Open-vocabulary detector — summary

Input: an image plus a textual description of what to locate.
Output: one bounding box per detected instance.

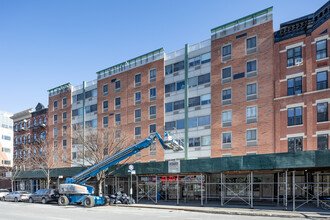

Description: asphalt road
[0,201,307,220]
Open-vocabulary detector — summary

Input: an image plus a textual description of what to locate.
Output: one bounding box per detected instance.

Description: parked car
[0,189,10,200]
[3,191,31,202]
[29,189,59,204]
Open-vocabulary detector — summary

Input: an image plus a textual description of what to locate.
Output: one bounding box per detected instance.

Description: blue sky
[0,0,327,113]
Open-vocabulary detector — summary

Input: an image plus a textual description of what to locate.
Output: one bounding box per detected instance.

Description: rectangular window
[188,77,198,88]
[135,73,141,87]
[135,127,141,139]
[189,137,200,147]
[53,141,58,150]
[63,125,67,136]
[103,100,108,112]
[317,134,329,150]
[85,89,97,99]
[288,137,303,152]
[201,94,211,105]
[63,139,67,149]
[150,106,156,119]
[222,110,232,123]
[222,88,232,105]
[198,115,210,126]
[173,100,184,110]
[165,121,176,130]
[72,108,83,117]
[316,40,327,60]
[201,52,211,64]
[165,83,175,93]
[176,119,185,130]
[62,112,67,122]
[222,67,231,84]
[317,103,328,122]
[115,113,121,125]
[115,80,121,92]
[222,132,232,144]
[103,148,108,156]
[135,109,141,122]
[246,106,257,124]
[149,69,156,82]
[246,36,257,50]
[135,91,141,105]
[188,117,198,128]
[317,71,328,90]
[288,107,303,126]
[76,93,83,102]
[165,64,173,75]
[198,73,210,85]
[149,88,156,101]
[115,97,121,109]
[246,60,257,72]
[115,130,121,138]
[201,135,211,146]
[287,77,302,96]
[287,46,302,67]
[103,84,108,96]
[54,127,57,138]
[246,129,257,142]
[86,119,97,128]
[189,96,200,107]
[176,80,185,91]
[174,61,184,72]
[54,114,57,124]
[86,104,97,113]
[54,100,58,110]
[72,152,77,160]
[246,83,257,101]
[103,116,108,128]
[62,98,67,108]
[165,102,173,113]
[222,45,232,57]
[189,56,200,68]
[149,124,156,134]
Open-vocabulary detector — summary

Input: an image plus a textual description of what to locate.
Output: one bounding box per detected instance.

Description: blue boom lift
[58,132,183,207]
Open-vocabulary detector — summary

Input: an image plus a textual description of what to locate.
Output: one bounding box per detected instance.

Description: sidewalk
[118,200,330,219]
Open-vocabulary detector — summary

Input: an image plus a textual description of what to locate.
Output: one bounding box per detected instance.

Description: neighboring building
[0,111,13,189]
[11,104,47,170]
[274,2,330,153]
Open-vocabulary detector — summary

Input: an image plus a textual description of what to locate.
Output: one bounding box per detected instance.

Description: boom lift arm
[58,132,183,207]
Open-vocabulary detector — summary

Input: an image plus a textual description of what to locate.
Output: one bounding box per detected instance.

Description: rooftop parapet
[211,6,273,40]
[48,82,72,97]
[97,48,164,80]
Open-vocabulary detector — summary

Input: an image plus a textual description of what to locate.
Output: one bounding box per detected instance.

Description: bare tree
[72,126,128,196]
[22,138,62,189]
[2,162,25,191]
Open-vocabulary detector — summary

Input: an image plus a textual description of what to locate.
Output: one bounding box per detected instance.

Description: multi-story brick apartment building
[274,2,329,153]
[11,103,47,169]
[12,1,330,209]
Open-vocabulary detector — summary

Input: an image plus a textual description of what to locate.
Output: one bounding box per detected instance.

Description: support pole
[130,172,133,202]
[250,171,254,209]
[136,175,139,204]
[155,175,158,204]
[317,172,319,207]
[205,175,208,204]
[176,175,179,205]
[306,172,308,204]
[201,174,204,207]
[277,172,280,206]
[293,170,295,211]
[220,172,224,207]
[285,170,288,210]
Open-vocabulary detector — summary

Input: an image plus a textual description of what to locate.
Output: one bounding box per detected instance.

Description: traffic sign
[129,164,134,170]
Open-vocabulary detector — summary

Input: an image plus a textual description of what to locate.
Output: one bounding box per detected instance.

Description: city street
[0,201,308,220]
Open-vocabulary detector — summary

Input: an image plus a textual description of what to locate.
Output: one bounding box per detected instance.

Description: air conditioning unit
[295,58,302,66]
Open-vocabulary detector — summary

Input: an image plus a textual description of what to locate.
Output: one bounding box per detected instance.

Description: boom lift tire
[103,196,110,206]
[58,196,69,206]
[83,196,95,208]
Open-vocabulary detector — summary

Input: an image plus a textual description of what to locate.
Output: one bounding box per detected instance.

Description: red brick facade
[211,20,275,157]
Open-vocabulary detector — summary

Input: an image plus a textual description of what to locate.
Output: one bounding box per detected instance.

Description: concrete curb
[116,204,330,219]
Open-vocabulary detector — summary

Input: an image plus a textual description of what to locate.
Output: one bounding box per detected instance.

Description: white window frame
[246,35,258,55]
